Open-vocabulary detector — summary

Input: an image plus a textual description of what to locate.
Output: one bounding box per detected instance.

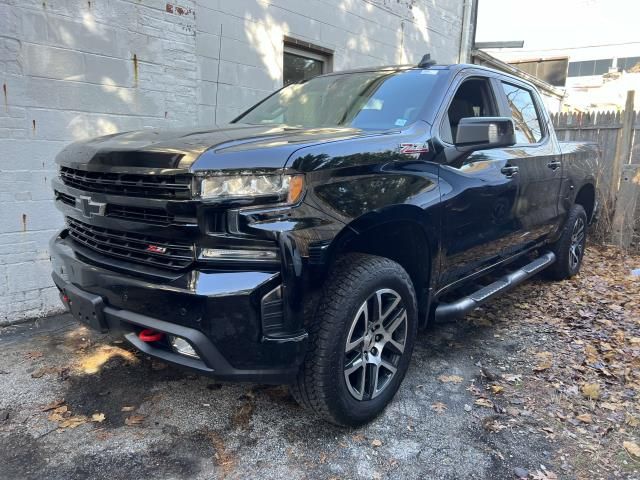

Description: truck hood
[55,123,390,172]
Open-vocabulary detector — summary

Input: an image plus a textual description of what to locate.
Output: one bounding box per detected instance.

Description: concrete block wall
[0,0,465,324]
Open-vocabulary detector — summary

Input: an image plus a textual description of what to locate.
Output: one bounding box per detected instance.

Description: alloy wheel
[343,288,408,401]
[569,216,585,270]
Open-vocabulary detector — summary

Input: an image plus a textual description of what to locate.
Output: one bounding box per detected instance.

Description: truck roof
[318,63,537,89]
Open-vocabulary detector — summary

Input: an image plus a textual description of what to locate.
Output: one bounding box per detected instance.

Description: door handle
[500,165,519,177]
[547,160,561,170]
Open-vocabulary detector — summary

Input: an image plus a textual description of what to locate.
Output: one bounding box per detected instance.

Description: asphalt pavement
[0,310,555,480]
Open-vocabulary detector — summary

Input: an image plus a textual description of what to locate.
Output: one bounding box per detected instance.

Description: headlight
[199,174,304,203]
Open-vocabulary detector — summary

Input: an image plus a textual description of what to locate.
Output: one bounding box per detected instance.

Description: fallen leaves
[91,413,106,423]
[626,413,640,427]
[124,414,145,426]
[483,418,507,433]
[581,383,601,400]
[58,416,87,429]
[576,413,592,423]
[430,402,447,413]
[460,245,640,478]
[533,351,554,372]
[503,374,522,383]
[623,441,640,459]
[371,439,383,448]
[530,469,558,480]
[474,398,494,408]
[438,375,464,384]
[43,399,106,430]
[47,405,85,430]
[47,405,68,421]
[584,344,599,364]
[490,385,504,394]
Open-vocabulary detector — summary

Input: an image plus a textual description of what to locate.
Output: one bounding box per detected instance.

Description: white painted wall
[0,0,466,324]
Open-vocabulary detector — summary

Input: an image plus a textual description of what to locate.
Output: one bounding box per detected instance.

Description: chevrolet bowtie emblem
[76,195,106,218]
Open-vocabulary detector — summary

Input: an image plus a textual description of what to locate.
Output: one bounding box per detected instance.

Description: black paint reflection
[316,174,435,218]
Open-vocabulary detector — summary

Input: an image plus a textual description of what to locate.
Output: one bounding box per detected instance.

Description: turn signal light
[287,175,305,204]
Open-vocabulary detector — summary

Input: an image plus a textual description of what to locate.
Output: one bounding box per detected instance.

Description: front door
[435,73,524,287]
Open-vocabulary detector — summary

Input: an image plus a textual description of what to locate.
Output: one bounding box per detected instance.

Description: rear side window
[500,82,543,144]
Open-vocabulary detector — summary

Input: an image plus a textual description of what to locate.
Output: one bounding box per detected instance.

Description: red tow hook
[138,329,164,342]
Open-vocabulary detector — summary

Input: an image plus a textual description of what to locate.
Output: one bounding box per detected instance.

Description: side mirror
[455,117,516,151]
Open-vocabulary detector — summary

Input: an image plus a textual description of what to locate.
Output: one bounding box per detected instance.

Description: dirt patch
[207,430,237,478]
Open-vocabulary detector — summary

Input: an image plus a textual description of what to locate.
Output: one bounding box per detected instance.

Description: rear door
[493,78,564,243]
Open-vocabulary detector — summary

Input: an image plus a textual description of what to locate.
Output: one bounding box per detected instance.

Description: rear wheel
[291,253,417,426]
[546,204,587,280]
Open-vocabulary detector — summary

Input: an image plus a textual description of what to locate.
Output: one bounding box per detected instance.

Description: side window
[441,77,497,144]
[501,82,543,144]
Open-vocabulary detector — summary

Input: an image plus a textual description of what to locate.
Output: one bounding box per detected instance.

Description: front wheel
[546,204,587,280]
[291,253,418,426]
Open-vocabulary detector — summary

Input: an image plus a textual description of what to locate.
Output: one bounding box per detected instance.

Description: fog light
[169,335,199,359]
[200,248,277,261]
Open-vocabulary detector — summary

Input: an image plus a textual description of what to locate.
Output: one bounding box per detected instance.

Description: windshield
[234,69,443,130]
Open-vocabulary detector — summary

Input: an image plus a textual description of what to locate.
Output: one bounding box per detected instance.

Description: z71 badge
[398,142,430,155]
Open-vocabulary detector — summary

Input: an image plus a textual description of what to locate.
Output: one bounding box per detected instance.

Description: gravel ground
[1,247,636,480]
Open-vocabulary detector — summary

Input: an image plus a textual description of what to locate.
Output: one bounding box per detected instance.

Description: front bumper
[50,231,308,383]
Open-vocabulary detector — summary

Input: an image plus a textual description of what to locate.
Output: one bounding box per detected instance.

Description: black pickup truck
[50,60,598,426]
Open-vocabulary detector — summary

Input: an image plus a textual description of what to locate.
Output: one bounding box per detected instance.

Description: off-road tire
[546,204,588,280]
[290,253,418,427]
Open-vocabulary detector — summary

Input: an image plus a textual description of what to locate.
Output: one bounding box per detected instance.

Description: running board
[434,252,556,322]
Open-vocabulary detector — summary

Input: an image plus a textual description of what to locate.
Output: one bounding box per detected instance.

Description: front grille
[60,167,192,199]
[66,217,195,270]
[55,191,195,226]
[107,204,180,226]
[56,191,76,207]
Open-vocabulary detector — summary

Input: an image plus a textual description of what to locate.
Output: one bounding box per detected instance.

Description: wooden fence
[550,91,640,249]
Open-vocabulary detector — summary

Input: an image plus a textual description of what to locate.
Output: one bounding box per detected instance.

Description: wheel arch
[323,205,437,327]
[574,182,596,223]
